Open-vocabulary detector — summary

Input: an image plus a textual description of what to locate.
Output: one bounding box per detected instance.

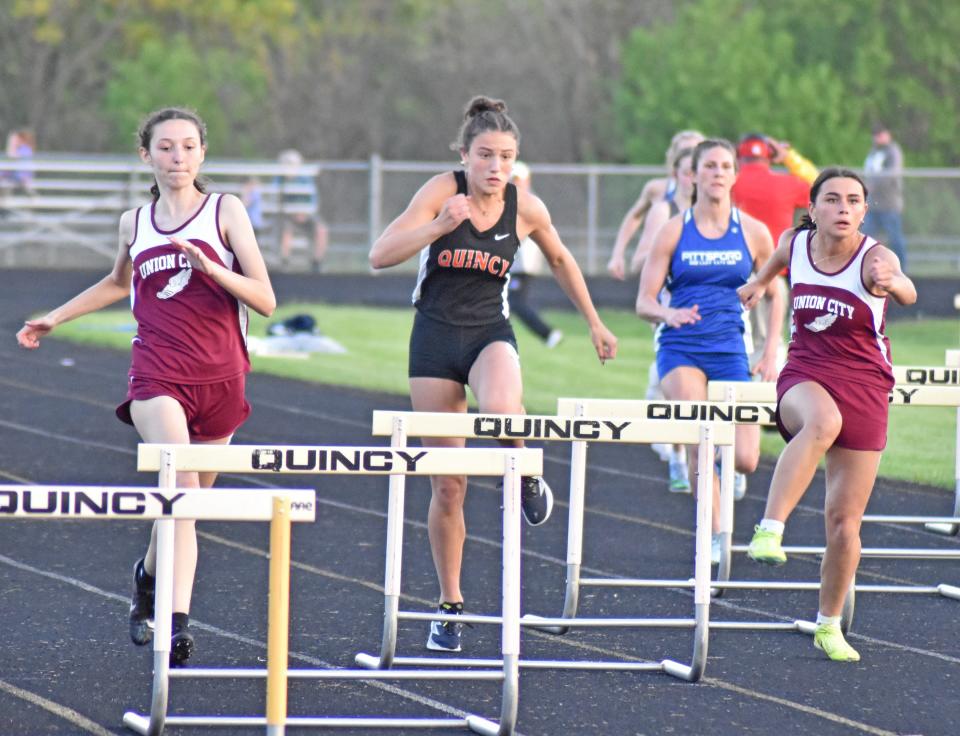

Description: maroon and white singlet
[776,229,894,450]
[127,193,249,383]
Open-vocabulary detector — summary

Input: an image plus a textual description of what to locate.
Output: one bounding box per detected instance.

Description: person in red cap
[732,133,819,374]
[732,133,818,244]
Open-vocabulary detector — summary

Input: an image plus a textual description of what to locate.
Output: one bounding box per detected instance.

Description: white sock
[816,613,841,626]
[759,518,785,535]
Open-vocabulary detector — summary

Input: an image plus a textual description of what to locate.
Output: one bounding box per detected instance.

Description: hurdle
[555,396,776,588]
[355,410,733,683]
[708,380,960,545]
[704,382,960,616]
[0,470,315,736]
[127,442,541,736]
[892,364,960,534]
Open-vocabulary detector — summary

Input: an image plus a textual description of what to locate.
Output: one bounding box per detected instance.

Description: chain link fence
[2,156,958,275]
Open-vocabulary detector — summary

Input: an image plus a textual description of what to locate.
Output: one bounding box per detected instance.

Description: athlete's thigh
[660,365,708,402]
[468,341,523,414]
[778,381,840,438]
[823,446,882,518]
[130,395,191,444]
[130,396,196,487]
[410,376,467,449]
[192,434,232,489]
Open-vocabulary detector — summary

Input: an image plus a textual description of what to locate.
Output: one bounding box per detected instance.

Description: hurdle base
[924,522,959,536]
[122,712,151,735]
[661,659,698,682]
[354,652,384,670]
[520,613,570,635]
[938,584,960,600]
[466,714,505,736]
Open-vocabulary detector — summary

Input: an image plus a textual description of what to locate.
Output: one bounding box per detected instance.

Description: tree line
[1,0,956,166]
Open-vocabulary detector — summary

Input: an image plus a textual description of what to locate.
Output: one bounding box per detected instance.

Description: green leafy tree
[614,0,959,166]
[614,0,864,165]
[103,33,268,155]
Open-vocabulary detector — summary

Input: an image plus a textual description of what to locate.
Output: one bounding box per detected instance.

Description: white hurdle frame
[555,397,776,591]
[128,443,541,736]
[0,470,315,736]
[890,365,960,534]
[708,380,960,546]
[704,382,960,613]
[356,410,734,683]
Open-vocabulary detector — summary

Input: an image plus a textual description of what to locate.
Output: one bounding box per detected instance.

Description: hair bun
[465,96,507,120]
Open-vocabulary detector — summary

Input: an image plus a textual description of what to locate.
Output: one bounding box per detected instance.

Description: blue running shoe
[426,601,465,652]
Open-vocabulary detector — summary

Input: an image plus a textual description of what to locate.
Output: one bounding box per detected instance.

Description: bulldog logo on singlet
[437,248,511,277]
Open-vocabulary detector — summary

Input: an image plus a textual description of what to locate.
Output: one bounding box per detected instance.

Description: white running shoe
[734,472,747,501]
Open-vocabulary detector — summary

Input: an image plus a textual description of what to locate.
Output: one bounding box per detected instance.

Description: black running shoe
[520,476,554,526]
[170,623,194,668]
[129,558,155,646]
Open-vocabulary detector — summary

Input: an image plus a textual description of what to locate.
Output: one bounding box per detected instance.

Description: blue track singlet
[659,207,753,353]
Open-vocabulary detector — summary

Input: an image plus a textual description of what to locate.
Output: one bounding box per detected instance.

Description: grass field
[54,304,958,490]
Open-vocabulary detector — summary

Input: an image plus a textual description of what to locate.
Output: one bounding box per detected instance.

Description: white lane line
[0,553,524,734]
[0,545,918,736]
[0,677,119,736]
[699,677,899,736]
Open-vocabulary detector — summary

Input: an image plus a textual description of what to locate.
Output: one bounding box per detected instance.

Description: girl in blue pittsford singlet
[636,138,782,556]
[658,206,753,357]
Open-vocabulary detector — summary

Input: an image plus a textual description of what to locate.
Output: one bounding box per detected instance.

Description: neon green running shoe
[814,623,860,662]
[746,525,786,566]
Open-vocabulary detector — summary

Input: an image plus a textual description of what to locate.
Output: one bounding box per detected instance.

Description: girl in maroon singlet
[739,168,916,662]
[17,107,275,666]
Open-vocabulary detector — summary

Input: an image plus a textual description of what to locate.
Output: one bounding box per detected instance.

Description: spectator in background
[732,133,818,243]
[732,133,818,371]
[276,149,329,272]
[608,129,704,279]
[507,162,563,348]
[862,123,907,270]
[2,128,36,194]
[241,176,264,235]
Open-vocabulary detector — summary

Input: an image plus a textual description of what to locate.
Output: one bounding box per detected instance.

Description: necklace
[811,234,853,266]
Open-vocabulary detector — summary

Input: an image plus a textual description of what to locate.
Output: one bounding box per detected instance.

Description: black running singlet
[411,171,521,326]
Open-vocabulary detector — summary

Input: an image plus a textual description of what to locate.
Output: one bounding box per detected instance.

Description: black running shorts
[408,311,518,384]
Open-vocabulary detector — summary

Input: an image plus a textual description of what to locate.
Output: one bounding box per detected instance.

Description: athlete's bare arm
[635,216,700,328]
[741,213,782,380]
[629,199,671,275]
[738,227,792,310]
[17,210,135,348]
[176,192,276,317]
[519,189,617,362]
[864,246,917,305]
[369,173,463,269]
[607,177,668,280]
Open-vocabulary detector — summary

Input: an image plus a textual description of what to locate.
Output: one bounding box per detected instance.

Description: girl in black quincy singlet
[369,95,617,653]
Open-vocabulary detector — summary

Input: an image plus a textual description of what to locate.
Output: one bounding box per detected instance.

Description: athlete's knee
[734,446,760,474]
[824,509,861,549]
[798,409,842,448]
[431,476,467,510]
